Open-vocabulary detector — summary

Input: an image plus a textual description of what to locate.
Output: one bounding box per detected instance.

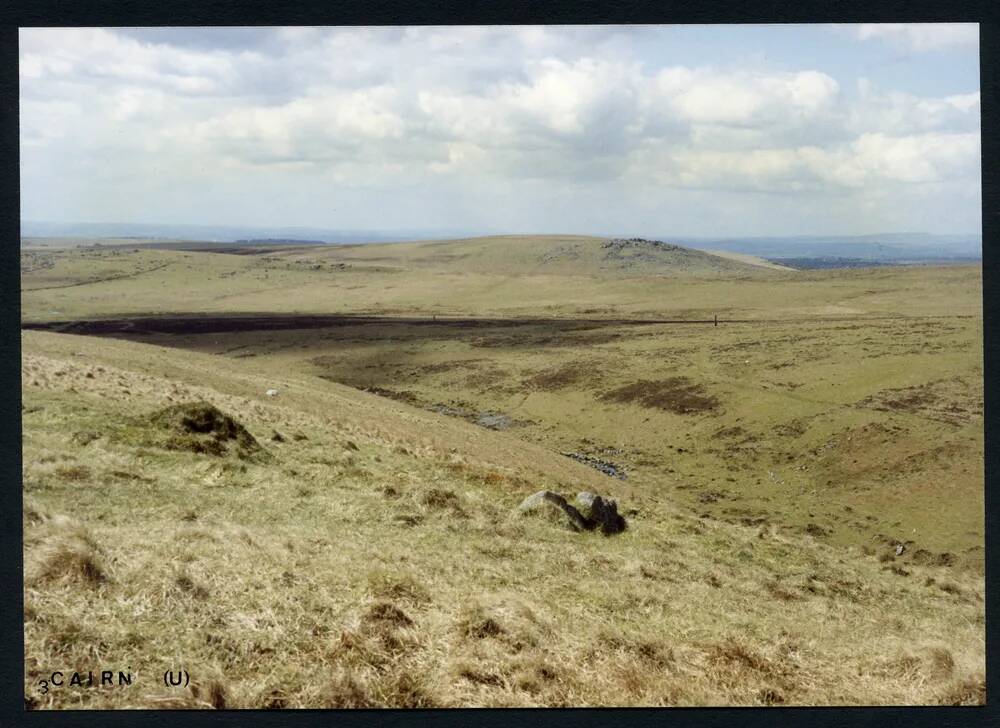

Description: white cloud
[652,69,839,126]
[18,26,982,234]
[850,81,980,136]
[20,27,242,96]
[851,131,980,184]
[850,23,978,51]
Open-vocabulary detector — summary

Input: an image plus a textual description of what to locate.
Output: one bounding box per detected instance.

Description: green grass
[104,310,982,572]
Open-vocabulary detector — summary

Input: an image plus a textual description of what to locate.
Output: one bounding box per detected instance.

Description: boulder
[518,490,591,532]
[519,490,627,535]
[576,492,627,535]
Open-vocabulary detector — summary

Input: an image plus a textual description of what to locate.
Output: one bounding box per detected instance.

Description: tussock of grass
[24,506,108,587]
[324,669,377,708]
[936,673,985,705]
[363,601,414,628]
[458,606,506,641]
[366,570,431,605]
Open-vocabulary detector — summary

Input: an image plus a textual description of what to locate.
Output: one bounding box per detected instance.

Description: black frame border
[1,2,997,727]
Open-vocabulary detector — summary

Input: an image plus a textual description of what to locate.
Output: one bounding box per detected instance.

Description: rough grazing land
[21,237,984,708]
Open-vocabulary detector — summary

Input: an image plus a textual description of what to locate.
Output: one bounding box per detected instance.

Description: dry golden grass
[22,331,984,708]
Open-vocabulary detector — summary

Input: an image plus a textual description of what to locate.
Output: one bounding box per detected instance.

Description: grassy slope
[22,331,985,708]
[227,312,983,571]
[293,235,776,276]
[700,249,792,270]
[21,246,978,322]
[20,246,983,572]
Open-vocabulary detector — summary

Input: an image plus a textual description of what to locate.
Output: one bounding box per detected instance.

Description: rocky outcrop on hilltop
[602,237,683,253]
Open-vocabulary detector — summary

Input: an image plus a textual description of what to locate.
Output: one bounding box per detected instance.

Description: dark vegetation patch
[363,601,414,628]
[758,688,786,705]
[764,581,801,602]
[858,379,982,425]
[697,490,726,504]
[420,488,467,517]
[361,386,421,406]
[600,377,720,414]
[416,359,487,374]
[772,419,808,438]
[145,401,265,460]
[26,313,687,338]
[707,639,780,676]
[175,571,210,599]
[70,430,101,446]
[462,367,511,391]
[55,465,91,481]
[911,549,957,568]
[802,523,831,538]
[713,426,747,440]
[367,572,431,605]
[110,469,155,483]
[457,666,505,687]
[937,675,985,705]
[459,612,505,640]
[524,361,594,391]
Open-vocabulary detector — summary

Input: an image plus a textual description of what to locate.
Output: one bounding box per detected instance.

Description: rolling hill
[284,235,784,276]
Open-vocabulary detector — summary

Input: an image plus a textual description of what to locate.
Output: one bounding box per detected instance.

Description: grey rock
[476,413,513,431]
[563,452,627,479]
[576,492,627,535]
[519,490,628,535]
[519,490,591,532]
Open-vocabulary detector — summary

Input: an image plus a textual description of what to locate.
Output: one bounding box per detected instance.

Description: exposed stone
[518,490,591,532]
[519,490,627,535]
[475,413,514,431]
[576,492,627,535]
[563,452,627,479]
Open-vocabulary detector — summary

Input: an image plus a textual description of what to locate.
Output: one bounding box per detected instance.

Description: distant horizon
[20,219,984,243]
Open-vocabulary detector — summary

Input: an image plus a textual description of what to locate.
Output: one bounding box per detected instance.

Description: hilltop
[22,330,985,707]
[287,235,783,276]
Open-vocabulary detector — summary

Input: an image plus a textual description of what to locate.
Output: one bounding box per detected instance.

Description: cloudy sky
[20,24,981,237]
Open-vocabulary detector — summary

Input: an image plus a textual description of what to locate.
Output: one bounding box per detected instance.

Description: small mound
[148,401,263,459]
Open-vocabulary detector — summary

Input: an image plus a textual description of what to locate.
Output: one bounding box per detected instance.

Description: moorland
[21,235,984,707]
